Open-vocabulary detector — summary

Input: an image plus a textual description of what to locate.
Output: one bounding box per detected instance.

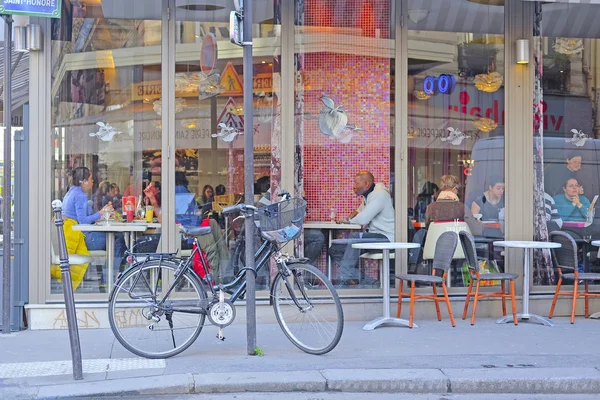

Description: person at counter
[63,167,127,288]
[426,175,482,235]
[197,184,214,215]
[470,177,505,221]
[545,150,583,196]
[553,177,591,222]
[328,170,394,287]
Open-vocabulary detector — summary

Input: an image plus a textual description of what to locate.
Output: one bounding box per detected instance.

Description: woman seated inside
[62,167,127,289]
[426,174,482,236]
[553,177,591,222]
[471,177,505,221]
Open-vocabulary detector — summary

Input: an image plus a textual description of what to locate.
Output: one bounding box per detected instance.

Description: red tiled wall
[302,0,392,222]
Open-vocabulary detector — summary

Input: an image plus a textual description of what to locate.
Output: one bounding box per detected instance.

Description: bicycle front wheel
[272,263,344,355]
[108,259,208,359]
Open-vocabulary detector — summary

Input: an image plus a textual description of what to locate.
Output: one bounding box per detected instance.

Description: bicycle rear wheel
[108,259,208,359]
[272,263,344,355]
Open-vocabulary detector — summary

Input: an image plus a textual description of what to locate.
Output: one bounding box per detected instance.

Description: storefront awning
[0,42,29,112]
[522,0,600,3]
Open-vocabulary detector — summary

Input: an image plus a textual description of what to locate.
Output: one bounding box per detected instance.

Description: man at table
[328,171,394,287]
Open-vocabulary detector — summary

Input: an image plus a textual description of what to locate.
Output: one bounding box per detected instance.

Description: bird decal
[565,129,589,147]
[89,122,121,142]
[211,123,242,143]
[441,127,467,146]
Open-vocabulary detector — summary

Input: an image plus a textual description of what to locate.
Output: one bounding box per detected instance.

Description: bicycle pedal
[216,334,225,341]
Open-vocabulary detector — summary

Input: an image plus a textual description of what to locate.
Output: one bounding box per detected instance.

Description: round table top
[331,238,385,245]
[493,240,561,249]
[352,242,420,250]
[592,240,600,247]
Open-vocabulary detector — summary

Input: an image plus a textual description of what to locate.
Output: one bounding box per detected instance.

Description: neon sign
[423,74,456,95]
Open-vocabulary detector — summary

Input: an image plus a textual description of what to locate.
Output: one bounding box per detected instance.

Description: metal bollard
[52,200,83,380]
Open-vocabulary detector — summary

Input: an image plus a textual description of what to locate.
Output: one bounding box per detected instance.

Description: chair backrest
[423,220,470,260]
[549,231,577,271]
[50,220,62,265]
[408,228,427,265]
[432,231,458,273]
[459,230,479,273]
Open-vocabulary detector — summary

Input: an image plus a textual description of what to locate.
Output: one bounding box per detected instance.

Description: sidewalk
[1,317,600,398]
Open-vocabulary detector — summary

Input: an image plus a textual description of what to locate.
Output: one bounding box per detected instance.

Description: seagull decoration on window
[565,129,589,147]
[211,123,242,143]
[89,122,121,142]
[441,127,467,146]
[304,95,363,143]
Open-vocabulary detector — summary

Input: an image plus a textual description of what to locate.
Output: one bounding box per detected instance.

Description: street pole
[52,200,83,380]
[1,14,12,335]
[242,0,256,355]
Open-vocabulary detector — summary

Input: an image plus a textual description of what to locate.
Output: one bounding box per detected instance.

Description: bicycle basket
[256,197,306,244]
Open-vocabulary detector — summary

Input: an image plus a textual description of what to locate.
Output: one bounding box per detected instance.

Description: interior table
[352,242,420,330]
[72,222,148,291]
[588,240,600,319]
[493,240,561,326]
[303,222,362,280]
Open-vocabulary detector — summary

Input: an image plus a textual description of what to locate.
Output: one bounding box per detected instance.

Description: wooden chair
[548,231,600,324]
[396,231,457,328]
[459,231,518,326]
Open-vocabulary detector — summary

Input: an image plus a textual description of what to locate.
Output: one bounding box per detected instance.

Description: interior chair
[548,231,600,324]
[396,231,457,328]
[459,231,518,325]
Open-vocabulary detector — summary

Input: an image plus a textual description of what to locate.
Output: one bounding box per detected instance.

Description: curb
[4,368,600,398]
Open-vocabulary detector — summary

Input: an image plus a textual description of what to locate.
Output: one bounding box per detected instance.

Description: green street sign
[0,0,62,18]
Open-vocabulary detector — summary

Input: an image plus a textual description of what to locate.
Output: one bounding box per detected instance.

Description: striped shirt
[544,192,563,229]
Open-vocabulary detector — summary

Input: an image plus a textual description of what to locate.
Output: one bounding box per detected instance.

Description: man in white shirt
[328,171,395,287]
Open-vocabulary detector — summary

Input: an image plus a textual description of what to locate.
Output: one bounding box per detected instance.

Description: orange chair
[548,231,600,323]
[459,231,518,325]
[396,231,457,328]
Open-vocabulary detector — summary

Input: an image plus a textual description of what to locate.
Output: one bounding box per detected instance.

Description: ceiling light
[408,9,428,24]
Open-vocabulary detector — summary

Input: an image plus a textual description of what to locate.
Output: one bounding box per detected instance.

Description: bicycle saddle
[179,226,212,237]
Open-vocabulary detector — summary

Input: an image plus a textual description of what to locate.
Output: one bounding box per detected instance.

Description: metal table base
[496,313,554,326]
[363,316,417,330]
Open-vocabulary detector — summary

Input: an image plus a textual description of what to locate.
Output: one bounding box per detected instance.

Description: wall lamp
[13,24,42,53]
[516,39,529,65]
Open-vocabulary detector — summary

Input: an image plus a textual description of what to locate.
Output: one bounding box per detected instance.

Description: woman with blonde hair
[425,175,482,235]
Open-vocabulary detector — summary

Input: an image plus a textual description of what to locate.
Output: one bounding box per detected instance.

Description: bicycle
[108,196,344,358]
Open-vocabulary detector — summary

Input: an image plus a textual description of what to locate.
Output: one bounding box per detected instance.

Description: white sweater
[349,183,395,242]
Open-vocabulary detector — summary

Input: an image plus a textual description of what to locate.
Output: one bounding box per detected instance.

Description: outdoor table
[352,242,420,331]
[303,221,362,280]
[588,240,600,319]
[493,240,561,326]
[72,222,150,291]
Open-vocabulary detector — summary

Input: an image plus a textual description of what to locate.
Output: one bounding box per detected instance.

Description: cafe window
[533,3,600,285]
[174,2,281,290]
[295,0,396,290]
[406,1,505,289]
[50,0,163,295]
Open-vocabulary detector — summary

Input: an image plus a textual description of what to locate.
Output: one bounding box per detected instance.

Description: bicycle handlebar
[222,203,257,215]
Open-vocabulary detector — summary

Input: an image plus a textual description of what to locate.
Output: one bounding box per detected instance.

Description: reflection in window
[533,3,600,285]
[50,1,162,295]
[407,0,505,287]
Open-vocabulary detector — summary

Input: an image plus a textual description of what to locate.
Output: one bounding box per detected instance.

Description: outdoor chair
[459,231,518,325]
[548,231,600,323]
[396,231,457,328]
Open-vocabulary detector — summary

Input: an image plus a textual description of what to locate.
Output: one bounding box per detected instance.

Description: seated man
[328,170,394,286]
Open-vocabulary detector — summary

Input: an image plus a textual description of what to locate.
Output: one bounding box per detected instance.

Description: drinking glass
[103,208,111,225]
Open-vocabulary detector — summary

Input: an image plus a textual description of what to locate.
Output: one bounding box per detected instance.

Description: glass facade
[533,2,600,285]
[20,0,600,323]
[407,1,505,288]
[294,0,395,290]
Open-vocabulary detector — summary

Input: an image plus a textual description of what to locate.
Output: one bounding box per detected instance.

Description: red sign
[200,33,218,76]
